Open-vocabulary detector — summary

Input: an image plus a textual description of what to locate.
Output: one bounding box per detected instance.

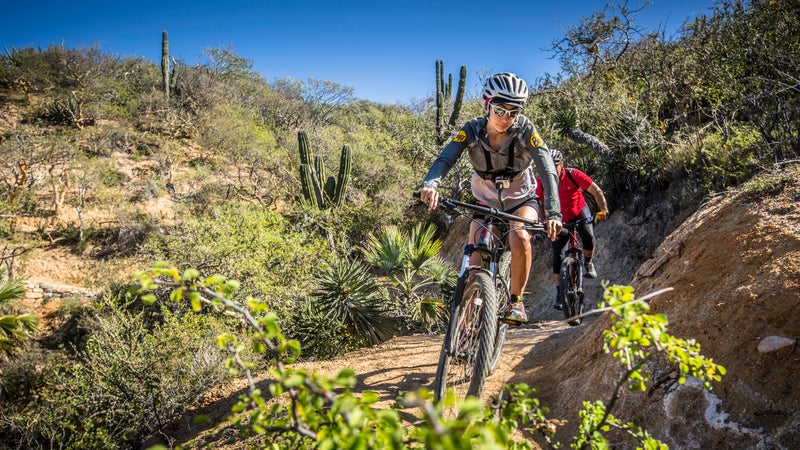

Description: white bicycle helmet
[550,148,563,163]
[482,72,529,108]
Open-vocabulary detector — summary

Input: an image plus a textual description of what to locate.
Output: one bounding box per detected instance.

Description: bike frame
[430,195,548,403]
[441,197,544,310]
[560,216,592,325]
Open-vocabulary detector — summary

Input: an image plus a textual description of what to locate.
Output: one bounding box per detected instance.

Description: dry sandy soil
[13,166,800,449]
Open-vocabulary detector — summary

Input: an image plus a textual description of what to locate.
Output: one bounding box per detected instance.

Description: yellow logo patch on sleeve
[453,130,467,143]
[530,132,544,148]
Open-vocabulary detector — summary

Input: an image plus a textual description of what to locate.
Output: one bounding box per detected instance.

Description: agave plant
[291,300,353,359]
[312,259,397,346]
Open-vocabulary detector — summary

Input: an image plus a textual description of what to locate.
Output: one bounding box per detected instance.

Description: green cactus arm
[161,31,170,98]
[333,144,351,208]
[300,164,324,208]
[448,65,467,127]
[299,164,318,207]
[298,131,312,166]
[314,154,325,188]
[446,73,453,102]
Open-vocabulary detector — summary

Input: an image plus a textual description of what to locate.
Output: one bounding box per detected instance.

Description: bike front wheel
[488,251,512,374]
[560,257,584,326]
[433,272,497,415]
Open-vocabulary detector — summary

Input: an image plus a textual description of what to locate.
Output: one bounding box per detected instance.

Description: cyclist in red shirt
[535,149,609,310]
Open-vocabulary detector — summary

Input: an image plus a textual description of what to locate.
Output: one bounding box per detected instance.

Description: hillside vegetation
[1,0,798,448]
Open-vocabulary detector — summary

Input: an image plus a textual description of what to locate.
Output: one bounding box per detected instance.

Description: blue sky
[2,0,717,104]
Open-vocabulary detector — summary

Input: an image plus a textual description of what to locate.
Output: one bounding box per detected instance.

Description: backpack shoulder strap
[564,168,581,189]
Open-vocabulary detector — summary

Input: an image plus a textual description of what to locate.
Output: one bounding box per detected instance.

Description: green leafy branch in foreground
[572,284,727,450]
[134,266,725,449]
[134,263,554,449]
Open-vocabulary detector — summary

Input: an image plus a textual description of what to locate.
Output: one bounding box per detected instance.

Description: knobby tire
[433,278,465,403]
[560,256,583,326]
[488,251,511,373]
[433,272,497,415]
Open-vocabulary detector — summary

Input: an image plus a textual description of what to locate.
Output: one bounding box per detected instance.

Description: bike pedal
[500,317,527,326]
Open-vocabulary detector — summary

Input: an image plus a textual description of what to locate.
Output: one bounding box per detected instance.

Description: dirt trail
[154,319,578,449]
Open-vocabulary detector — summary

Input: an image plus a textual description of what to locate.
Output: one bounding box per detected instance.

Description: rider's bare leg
[509,205,538,297]
[467,220,483,268]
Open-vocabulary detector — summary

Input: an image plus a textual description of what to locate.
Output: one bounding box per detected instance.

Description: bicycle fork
[564,248,584,297]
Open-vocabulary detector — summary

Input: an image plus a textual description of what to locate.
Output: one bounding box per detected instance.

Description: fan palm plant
[362,223,456,332]
[363,225,405,274]
[0,274,38,357]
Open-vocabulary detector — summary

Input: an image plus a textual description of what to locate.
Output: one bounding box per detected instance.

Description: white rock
[757,336,795,354]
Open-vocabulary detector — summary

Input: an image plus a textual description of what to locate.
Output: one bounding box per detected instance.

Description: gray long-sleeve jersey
[422,115,562,222]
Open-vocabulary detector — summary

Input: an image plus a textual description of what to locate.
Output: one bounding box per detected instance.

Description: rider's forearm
[589,183,608,211]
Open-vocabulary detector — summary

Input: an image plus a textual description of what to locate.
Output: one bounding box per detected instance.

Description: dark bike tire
[560,257,583,326]
[466,272,498,397]
[433,272,497,412]
[433,278,466,403]
[488,251,511,374]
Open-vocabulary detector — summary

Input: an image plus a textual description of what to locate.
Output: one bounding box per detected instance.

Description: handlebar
[414,191,548,233]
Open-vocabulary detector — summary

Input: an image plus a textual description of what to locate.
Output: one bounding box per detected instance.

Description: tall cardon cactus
[161,31,170,98]
[297,131,351,209]
[435,60,467,145]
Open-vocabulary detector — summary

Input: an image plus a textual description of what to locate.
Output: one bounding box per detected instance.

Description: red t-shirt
[536,168,594,222]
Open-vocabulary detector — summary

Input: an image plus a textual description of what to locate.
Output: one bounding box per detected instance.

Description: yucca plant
[605,113,668,194]
[312,259,397,346]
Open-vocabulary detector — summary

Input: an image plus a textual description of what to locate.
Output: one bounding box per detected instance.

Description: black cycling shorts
[472,196,539,220]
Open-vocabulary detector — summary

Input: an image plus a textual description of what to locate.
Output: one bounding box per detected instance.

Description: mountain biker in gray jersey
[419,72,562,324]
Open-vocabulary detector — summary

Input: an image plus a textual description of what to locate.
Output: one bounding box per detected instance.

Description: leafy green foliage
[132,266,725,450]
[561,285,728,449]
[143,204,329,311]
[601,285,725,391]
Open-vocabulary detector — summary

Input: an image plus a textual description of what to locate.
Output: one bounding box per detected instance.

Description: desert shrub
[143,204,330,313]
[694,122,764,192]
[0,297,230,449]
[91,208,161,259]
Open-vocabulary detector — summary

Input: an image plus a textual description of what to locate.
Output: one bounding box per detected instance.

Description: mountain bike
[558,217,593,326]
[416,193,549,413]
